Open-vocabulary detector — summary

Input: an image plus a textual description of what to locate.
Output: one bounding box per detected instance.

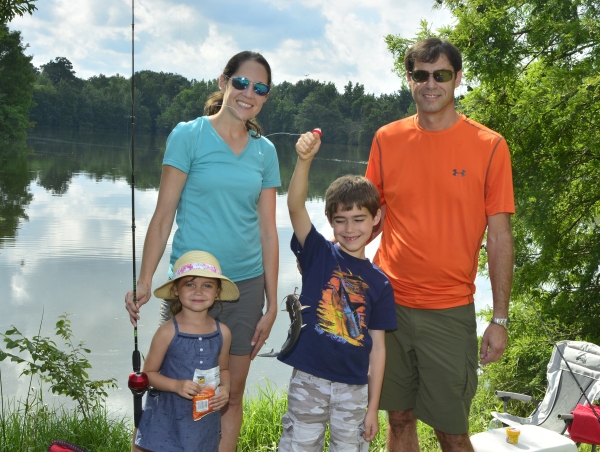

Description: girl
[133,251,236,452]
[126,50,280,451]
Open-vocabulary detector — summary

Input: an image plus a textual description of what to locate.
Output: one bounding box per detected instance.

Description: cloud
[10,273,30,303]
[10,0,453,95]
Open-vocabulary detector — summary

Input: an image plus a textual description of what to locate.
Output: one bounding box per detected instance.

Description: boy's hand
[176,379,201,400]
[363,409,380,441]
[295,130,321,161]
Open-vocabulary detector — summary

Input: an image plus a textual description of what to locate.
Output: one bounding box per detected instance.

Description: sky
[9,0,454,95]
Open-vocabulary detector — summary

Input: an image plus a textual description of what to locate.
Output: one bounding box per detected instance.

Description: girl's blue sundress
[135,317,223,452]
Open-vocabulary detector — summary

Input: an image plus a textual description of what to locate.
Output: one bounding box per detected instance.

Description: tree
[0,24,35,144]
[40,57,80,86]
[0,0,37,25]
[295,84,350,144]
[156,79,218,130]
[134,70,191,130]
[442,0,600,342]
[386,1,600,397]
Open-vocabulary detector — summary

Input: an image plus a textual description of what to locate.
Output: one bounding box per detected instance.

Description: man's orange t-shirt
[365,114,515,310]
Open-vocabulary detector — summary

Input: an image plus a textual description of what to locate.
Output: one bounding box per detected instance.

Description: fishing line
[211,103,320,139]
[264,132,302,138]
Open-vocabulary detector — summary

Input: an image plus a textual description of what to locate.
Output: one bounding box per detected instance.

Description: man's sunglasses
[409,69,454,83]
[226,76,270,96]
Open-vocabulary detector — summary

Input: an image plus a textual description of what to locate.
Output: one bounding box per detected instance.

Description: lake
[0,127,493,418]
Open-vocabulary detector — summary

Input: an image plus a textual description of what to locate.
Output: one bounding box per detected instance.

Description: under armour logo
[576,353,587,364]
[453,169,466,177]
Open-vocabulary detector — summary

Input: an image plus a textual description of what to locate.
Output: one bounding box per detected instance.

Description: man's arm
[480,212,514,365]
[288,131,321,247]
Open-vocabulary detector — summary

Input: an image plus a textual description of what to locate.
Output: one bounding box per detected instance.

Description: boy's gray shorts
[158,274,265,355]
[279,369,369,452]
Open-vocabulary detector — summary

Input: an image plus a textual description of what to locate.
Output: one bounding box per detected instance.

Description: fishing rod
[126,0,149,429]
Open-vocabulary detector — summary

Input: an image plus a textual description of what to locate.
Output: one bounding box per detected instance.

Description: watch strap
[491,317,510,329]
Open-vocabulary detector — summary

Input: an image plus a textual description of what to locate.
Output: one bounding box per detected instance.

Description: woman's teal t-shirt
[163,116,281,282]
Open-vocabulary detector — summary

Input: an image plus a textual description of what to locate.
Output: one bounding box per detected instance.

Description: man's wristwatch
[491,317,510,329]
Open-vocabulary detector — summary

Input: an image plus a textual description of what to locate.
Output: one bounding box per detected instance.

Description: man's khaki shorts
[379,303,479,434]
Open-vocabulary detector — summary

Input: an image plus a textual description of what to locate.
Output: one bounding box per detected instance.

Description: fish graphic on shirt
[316,267,368,347]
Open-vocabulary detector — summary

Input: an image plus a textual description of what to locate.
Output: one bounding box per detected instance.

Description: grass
[0,387,131,451]
[0,382,595,451]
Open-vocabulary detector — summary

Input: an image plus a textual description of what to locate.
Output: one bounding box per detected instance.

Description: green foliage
[40,57,80,86]
[384,19,439,80]
[386,0,600,388]
[0,24,36,144]
[156,78,217,130]
[476,302,559,405]
[0,388,131,452]
[437,0,600,345]
[385,0,600,428]
[0,313,118,420]
[0,0,37,24]
[27,56,415,144]
[29,61,187,132]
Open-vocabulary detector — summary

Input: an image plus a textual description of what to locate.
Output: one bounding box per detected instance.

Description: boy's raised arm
[288,131,321,247]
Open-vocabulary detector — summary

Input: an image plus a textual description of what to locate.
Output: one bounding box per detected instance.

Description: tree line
[21,55,412,146]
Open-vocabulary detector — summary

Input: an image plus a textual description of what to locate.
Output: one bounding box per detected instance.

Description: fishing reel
[128,349,149,427]
[128,370,149,395]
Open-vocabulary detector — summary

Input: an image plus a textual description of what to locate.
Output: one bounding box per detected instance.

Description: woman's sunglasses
[409,69,454,83]
[225,76,270,96]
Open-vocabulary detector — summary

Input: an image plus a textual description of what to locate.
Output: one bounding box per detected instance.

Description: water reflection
[0,128,373,416]
[0,128,493,417]
[0,143,33,247]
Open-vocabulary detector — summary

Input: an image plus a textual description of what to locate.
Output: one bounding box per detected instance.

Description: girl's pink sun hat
[153,251,239,301]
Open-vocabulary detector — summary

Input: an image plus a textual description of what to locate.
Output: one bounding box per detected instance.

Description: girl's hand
[363,409,380,442]
[176,380,201,400]
[209,386,230,411]
[125,280,152,327]
[295,131,321,161]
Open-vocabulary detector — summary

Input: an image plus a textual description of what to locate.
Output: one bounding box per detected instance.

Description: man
[365,38,514,452]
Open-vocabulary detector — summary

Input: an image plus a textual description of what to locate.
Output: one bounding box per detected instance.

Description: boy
[278,131,397,451]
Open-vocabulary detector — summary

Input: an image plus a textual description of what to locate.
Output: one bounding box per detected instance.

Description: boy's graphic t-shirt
[278,225,397,385]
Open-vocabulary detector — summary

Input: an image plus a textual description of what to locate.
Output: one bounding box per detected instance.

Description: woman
[125,50,279,452]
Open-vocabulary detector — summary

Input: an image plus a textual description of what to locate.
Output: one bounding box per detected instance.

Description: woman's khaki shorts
[379,303,479,434]
[159,274,265,355]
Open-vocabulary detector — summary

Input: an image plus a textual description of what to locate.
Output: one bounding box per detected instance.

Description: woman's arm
[250,187,279,359]
[126,165,187,326]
